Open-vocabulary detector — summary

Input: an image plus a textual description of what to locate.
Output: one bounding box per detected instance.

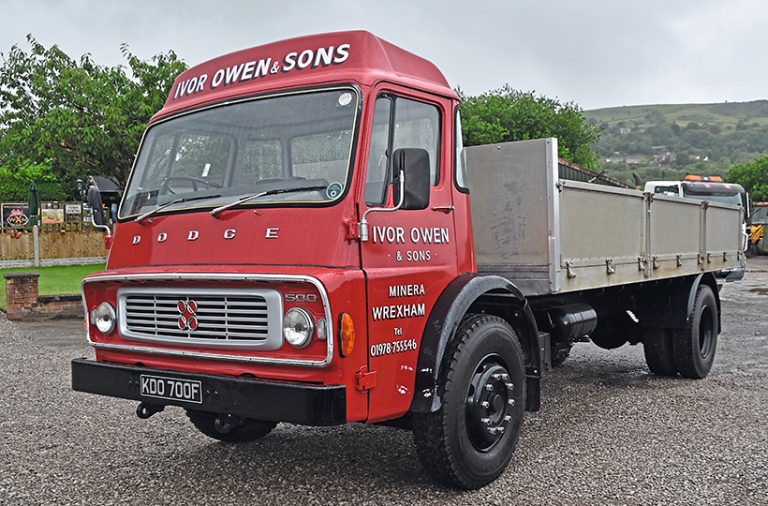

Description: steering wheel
[161,175,223,194]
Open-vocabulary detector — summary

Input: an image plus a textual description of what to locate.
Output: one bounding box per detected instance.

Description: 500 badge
[370,338,417,357]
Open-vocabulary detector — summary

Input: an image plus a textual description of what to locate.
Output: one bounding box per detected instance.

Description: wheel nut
[481,401,490,408]
[508,399,515,406]
[481,417,491,425]
[505,382,514,390]
[501,373,509,381]
[485,384,494,391]
[492,373,502,380]
[503,415,512,422]
[497,426,505,434]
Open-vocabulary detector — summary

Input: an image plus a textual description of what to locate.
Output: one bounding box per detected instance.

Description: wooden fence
[0,230,106,261]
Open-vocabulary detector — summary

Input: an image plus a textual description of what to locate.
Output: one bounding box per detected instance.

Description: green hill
[583,101,768,186]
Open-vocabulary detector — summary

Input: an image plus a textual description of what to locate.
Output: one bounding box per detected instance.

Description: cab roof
[153,30,456,121]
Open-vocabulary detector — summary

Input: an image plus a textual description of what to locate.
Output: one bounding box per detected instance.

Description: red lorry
[73,31,745,489]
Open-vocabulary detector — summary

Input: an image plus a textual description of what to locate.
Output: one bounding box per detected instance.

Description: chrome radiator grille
[117,287,283,349]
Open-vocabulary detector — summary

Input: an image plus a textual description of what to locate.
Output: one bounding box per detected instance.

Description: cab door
[359,88,459,422]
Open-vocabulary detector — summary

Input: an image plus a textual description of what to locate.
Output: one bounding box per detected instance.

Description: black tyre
[186,410,276,443]
[412,314,525,489]
[642,327,677,376]
[672,285,718,379]
[551,342,572,367]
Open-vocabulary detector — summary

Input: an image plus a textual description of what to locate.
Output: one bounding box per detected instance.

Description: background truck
[747,202,768,256]
[644,176,748,280]
[72,31,746,489]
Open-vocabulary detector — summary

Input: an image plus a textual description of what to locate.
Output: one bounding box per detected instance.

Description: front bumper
[71,358,346,426]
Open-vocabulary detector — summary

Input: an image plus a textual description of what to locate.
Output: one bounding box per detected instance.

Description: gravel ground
[1,259,767,505]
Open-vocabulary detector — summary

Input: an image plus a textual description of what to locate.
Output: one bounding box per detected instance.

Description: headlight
[283,307,314,348]
[93,302,116,334]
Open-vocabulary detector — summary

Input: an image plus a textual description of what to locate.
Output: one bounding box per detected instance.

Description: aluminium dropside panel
[466,139,560,296]
[466,139,745,297]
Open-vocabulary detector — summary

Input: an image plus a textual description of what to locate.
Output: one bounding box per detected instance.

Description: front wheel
[412,314,526,489]
[186,410,276,443]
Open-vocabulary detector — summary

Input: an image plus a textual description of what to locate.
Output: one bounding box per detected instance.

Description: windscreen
[652,185,680,197]
[752,206,768,224]
[119,88,359,219]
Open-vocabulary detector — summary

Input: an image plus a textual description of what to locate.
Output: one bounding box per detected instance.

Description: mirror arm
[358,169,405,242]
[90,213,112,237]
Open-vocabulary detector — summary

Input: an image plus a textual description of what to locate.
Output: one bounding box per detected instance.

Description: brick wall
[4,273,40,320]
[4,273,83,320]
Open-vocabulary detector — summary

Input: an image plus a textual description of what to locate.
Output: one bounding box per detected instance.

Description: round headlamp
[93,302,116,334]
[283,307,314,348]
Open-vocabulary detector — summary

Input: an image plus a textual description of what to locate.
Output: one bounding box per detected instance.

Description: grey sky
[0,0,764,109]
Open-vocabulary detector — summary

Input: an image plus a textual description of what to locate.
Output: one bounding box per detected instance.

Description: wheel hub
[466,358,515,451]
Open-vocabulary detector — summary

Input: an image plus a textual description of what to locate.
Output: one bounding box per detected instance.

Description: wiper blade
[210,185,327,217]
[135,194,222,223]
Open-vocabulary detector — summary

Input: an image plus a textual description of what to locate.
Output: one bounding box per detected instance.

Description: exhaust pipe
[136,402,165,419]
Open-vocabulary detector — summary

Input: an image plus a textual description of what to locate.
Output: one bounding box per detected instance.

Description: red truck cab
[74,31,487,436]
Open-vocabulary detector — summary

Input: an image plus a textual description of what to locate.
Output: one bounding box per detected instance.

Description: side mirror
[87,186,107,227]
[392,148,430,211]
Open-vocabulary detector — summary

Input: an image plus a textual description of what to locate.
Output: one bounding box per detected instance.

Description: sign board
[65,203,82,223]
[2,203,30,229]
[42,208,65,225]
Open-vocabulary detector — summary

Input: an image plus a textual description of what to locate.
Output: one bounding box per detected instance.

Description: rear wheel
[672,285,718,379]
[186,410,276,443]
[412,314,525,489]
[643,327,677,376]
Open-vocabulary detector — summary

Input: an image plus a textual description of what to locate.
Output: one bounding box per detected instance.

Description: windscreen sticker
[173,43,351,100]
[326,182,344,199]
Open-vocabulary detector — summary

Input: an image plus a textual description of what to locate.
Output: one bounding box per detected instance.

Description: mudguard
[635,272,721,332]
[410,273,541,414]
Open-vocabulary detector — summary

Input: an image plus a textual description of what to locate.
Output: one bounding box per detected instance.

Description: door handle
[432,205,455,213]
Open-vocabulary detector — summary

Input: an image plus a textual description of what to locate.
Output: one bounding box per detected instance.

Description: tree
[0,35,186,199]
[728,155,768,201]
[0,163,67,201]
[458,85,601,168]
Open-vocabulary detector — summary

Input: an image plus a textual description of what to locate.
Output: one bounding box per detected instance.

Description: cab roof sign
[156,31,453,120]
[172,43,350,100]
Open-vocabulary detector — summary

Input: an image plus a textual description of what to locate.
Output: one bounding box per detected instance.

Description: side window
[393,98,440,185]
[455,110,468,191]
[365,97,393,205]
[364,94,441,206]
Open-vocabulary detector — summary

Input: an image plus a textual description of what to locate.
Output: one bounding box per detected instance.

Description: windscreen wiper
[135,194,222,224]
[210,185,327,217]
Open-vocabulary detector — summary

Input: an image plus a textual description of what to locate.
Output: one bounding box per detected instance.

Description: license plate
[140,374,203,404]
